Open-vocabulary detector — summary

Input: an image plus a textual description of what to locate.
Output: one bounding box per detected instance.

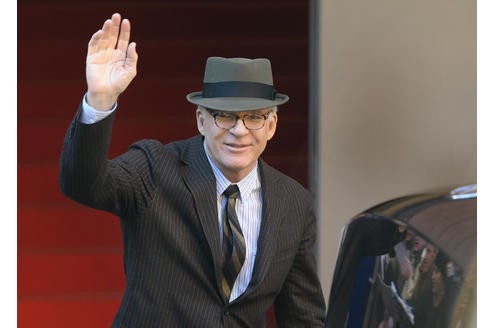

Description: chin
[223,159,254,173]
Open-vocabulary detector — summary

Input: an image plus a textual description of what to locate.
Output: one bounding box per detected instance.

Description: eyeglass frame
[204,107,275,131]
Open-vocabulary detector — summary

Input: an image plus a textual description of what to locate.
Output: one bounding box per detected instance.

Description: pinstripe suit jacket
[59,107,325,327]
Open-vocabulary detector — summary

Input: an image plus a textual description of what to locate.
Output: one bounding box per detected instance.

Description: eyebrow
[205,108,271,115]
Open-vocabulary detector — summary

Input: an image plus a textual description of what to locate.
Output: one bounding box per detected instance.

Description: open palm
[86,13,138,110]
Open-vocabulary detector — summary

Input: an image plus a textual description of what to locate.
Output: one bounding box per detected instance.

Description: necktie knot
[223,184,240,199]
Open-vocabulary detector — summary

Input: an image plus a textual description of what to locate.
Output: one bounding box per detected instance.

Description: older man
[59,13,325,327]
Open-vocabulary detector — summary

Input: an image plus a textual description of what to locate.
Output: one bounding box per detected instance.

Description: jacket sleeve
[58,104,157,218]
[273,203,326,327]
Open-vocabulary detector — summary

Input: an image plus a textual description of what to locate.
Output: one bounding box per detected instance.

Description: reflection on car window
[367,230,473,328]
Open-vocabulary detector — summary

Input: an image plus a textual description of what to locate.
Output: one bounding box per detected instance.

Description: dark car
[325,184,476,328]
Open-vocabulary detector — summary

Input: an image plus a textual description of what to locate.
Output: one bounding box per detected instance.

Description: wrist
[86,91,118,111]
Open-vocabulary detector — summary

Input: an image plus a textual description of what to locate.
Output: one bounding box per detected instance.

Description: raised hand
[86,13,138,110]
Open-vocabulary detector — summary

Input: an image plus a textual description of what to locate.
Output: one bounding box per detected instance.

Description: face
[405,231,415,250]
[414,236,426,252]
[196,107,277,182]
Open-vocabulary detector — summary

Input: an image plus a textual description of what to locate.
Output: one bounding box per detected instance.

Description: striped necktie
[221,184,246,301]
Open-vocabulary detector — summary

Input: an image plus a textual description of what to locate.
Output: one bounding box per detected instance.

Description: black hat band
[202,81,276,100]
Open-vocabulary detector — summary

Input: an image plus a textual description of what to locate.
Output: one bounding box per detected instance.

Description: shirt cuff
[80,93,117,124]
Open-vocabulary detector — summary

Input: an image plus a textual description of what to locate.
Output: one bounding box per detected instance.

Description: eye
[245,114,264,121]
[216,112,236,119]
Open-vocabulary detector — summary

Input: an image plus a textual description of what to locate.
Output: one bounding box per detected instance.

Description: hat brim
[186,91,289,111]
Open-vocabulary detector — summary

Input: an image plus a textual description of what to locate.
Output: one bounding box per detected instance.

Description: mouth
[224,142,250,152]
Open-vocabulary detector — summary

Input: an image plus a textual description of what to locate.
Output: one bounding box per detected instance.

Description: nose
[229,116,249,134]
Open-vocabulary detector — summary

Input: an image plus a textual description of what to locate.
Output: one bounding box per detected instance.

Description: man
[59,13,325,327]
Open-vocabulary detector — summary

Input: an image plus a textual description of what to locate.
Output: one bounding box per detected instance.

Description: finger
[125,42,139,72]
[99,13,121,50]
[98,19,113,51]
[107,13,122,49]
[116,18,131,53]
[87,29,102,56]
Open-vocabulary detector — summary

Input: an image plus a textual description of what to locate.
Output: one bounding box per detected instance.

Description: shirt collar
[203,141,260,200]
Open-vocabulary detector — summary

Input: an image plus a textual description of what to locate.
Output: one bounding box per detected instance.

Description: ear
[196,107,206,135]
[266,112,278,141]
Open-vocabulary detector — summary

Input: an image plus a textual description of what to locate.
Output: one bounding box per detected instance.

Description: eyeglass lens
[213,112,269,130]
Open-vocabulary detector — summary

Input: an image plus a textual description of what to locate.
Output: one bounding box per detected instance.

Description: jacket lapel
[179,136,225,299]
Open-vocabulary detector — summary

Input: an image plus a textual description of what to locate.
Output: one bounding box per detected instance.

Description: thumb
[125,42,138,70]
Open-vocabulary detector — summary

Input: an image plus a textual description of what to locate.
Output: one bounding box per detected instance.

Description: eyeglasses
[206,108,273,130]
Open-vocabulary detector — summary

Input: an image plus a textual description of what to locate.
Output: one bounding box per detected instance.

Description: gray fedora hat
[186,57,289,111]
